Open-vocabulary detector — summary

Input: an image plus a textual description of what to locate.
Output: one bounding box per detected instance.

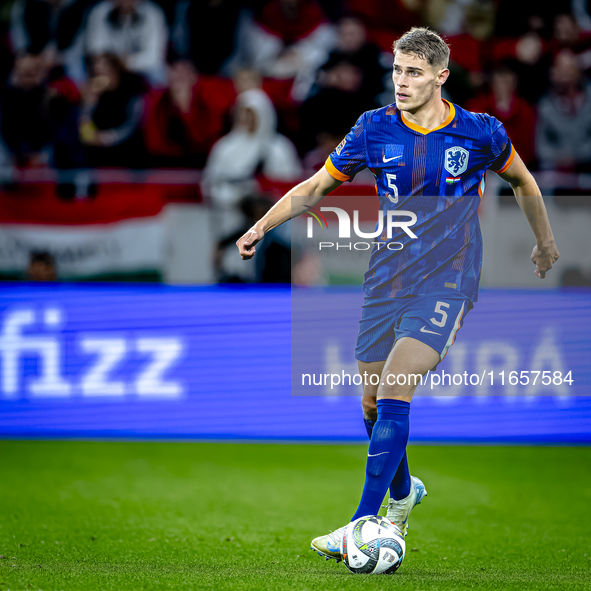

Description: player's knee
[362,396,377,421]
[377,372,419,400]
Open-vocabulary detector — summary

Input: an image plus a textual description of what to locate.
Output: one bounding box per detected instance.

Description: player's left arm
[497,151,560,279]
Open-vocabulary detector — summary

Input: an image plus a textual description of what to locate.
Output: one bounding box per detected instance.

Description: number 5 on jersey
[386,173,399,204]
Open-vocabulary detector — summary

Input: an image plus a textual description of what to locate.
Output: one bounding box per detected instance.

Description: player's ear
[436,67,450,86]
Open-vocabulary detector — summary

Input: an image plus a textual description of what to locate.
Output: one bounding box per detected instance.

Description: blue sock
[363,418,375,439]
[352,399,410,521]
[364,416,411,501]
[390,453,411,500]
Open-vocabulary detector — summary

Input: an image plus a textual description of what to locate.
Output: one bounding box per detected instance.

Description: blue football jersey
[325,100,515,302]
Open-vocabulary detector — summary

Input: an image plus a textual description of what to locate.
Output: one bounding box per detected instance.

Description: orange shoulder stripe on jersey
[325,156,351,182]
[494,144,516,174]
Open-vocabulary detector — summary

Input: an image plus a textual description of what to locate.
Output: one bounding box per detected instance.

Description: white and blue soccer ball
[341,515,406,575]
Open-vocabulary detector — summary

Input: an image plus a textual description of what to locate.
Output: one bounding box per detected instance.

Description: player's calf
[362,395,377,421]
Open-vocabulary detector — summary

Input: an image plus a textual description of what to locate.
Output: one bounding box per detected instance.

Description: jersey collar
[399,99,455,135]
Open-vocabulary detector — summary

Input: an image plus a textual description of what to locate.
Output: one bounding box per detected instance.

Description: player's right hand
[236,227,264,260]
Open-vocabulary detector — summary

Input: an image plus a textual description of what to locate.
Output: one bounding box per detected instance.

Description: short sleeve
[325,113,368,182]
[487,117,515,173]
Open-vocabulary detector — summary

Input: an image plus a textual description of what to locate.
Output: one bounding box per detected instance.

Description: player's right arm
[236,166,342,260]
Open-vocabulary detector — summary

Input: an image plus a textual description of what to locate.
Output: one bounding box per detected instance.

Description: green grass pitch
[1,441,590,590]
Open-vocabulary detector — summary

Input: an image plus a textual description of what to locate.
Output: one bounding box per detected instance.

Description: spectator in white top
[85,0,167,84]
[203,88,302,235]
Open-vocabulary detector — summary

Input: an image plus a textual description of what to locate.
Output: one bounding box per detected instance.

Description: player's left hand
[531,243,559,278]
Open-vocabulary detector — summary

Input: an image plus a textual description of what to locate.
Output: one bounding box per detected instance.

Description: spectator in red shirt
[549,12,591,66]
[236,0,336,101]
[444,1,497,101]
[143,60,236,168]
[465,61,536,167]
[344,0,423,51]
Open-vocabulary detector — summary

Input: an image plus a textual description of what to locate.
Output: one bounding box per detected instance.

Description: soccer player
[236,27,559,561]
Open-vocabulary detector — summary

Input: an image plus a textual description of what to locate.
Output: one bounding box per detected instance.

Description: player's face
[392,52,446,112]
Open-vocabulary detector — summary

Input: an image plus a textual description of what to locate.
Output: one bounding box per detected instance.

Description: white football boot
[310,524,348,562]
[385,475,427,536]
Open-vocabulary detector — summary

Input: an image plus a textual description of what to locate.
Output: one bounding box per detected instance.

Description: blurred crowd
[2,0,591,177]
[1,0,591,282]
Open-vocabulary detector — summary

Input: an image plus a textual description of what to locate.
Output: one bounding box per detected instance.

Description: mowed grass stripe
[0,441,590,590]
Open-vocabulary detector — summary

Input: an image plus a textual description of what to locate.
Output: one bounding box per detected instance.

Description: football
[341,515,406,575]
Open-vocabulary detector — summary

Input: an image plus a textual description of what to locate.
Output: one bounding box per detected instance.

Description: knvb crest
[445,146,469,176]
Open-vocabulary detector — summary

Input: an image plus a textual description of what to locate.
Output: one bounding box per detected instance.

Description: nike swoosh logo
[368,451,389,457]
[420,326,441,335]
[383,154,402,163]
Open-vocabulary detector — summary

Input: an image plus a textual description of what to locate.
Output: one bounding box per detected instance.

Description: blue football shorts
[355,293,474,363]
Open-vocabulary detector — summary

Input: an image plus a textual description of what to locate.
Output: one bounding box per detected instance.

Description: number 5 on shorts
[430,301,450,327]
